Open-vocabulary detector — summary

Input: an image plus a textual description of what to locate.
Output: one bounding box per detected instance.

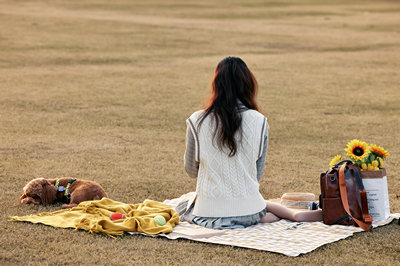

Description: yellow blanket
[10,198,179,236]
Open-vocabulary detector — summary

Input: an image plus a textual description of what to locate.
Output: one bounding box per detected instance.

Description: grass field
[1,0,400,264]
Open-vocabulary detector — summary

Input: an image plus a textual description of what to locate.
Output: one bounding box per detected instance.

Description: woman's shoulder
[188,109,205,122]
[243,109,267,121]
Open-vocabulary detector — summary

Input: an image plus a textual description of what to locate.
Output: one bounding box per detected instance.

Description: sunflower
[329,155,343,168]
[369,144,389,158]
[345,139,370,162]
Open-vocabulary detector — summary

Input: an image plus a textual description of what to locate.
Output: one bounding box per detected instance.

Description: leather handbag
[319,160,372,231]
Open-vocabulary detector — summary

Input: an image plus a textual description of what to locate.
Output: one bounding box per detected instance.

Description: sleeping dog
[20,177,107,209]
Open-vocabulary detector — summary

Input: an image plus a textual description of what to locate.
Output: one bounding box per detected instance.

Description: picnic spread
[9,140,398,256]
[10,191,399,256]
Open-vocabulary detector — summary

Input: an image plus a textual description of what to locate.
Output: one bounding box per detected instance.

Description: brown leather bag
[319,160,372,231]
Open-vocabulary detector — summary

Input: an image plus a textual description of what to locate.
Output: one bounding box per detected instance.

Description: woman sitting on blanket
[180,56,284,229]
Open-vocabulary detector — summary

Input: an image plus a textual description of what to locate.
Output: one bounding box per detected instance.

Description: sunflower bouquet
[329,139,389,170]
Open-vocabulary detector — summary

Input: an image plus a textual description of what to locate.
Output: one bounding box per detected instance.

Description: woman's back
[187,108,268,217]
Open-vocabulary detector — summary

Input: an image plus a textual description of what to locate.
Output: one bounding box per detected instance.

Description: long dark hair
[198,57,259,157]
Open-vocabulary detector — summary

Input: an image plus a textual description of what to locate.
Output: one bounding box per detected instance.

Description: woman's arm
[256,128,268,181]
[184,125,199,178]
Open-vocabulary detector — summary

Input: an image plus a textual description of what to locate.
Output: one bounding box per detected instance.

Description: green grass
[1,0,400,264]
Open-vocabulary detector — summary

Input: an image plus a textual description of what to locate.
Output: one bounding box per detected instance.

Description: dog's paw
[62,203,78,209]
[21,198,39,204]
[21,196,40,205]
[21,197,34,204]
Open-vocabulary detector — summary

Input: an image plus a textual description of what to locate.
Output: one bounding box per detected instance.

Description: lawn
[0,0,399,264]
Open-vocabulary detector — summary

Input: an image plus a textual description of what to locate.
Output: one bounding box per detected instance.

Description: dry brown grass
[1,0,400,264]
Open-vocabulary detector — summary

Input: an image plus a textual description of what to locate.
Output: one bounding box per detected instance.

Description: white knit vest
[187,109,267,217]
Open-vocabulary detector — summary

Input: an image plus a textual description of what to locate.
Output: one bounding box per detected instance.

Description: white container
[361,168,390,221]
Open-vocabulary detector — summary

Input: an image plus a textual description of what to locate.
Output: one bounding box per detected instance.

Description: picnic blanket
[159,192,400,257]
[10,198,179,236]
[10,193,399,256]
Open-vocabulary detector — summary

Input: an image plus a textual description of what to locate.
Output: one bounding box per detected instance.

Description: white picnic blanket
[158,192,399,257]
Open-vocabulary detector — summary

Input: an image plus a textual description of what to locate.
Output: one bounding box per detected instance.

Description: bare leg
[260,212,280,223]
[266,201,323,222]
[266,201,296,220]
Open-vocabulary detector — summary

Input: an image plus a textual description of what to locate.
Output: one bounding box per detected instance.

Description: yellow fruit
[361,163,368,170]
[367,164,374,171]
[374,166,379,170]
[372,160,379,167]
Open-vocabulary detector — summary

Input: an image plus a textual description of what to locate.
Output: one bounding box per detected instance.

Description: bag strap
[338,164,372,231]
[352,168,373,226]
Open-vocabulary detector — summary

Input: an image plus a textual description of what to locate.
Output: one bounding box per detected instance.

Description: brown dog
[20,177,108,208]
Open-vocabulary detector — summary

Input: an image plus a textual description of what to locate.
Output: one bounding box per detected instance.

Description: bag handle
[334,160,353,168]
[338,164,372,231]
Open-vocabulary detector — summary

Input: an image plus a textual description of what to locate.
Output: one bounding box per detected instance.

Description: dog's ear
[39,180,57,205]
